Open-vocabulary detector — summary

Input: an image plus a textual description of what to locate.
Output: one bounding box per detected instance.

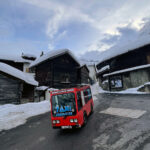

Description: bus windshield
[52,93,76,117]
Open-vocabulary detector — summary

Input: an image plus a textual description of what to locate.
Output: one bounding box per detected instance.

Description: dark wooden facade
[0,73,21,104]
[0,72,35,104]
[97,44,150,74]
[35,53,89,89]
[96,44,150,91]
[79,65,89,84]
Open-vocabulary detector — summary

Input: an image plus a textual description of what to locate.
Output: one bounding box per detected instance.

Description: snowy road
[1,94,150,150]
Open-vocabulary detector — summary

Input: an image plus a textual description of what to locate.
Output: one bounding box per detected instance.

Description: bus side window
[87,88,92,100]
[83,90,89,103]
[77,92,82,111]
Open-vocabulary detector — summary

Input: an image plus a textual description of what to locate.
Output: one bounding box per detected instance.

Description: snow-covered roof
[0,62,38,86]
[103,64,150,77]
[97,65,110,74]
[0,55,33,63]
[79,58,98,66]
[30,49,81,68]
[97,35,150,65]
[36,86,49,91]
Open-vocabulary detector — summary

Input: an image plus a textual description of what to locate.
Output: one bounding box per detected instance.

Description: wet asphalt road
[1,94,150,150]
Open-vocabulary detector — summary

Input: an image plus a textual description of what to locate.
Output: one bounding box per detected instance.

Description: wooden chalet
[30,49,90,89]
[96,43,150,91]
[0,54,36,72]
[0,62,38,104]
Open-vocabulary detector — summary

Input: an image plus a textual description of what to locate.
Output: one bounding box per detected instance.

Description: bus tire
[83,112,87,126]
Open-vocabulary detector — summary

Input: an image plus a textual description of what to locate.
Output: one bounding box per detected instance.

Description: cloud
[1,0,150,55]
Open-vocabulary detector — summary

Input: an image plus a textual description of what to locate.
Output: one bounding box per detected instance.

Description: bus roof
[51,85,90,95]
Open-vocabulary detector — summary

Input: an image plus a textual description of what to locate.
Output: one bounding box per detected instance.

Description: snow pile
[0,100,50,132]
[48,88,58,91]
[0,62,38,86]
[30,49,81,68]
[91,82,100,95]
[98,82,150,94]
[91,82,107,101]
[115,82,150,94]
[102,80,108,85]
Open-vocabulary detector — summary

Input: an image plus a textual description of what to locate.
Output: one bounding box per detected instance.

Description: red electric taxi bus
[50,85,94,129]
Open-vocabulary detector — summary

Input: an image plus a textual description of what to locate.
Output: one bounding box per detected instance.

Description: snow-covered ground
[1,82,147,132]
[0,100,50,132]
[97,82,150,94]
[90,82,105,101]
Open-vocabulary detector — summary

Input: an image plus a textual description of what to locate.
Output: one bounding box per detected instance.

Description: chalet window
[110,76,123,89]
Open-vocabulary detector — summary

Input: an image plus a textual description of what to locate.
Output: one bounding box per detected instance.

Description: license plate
[61,126,72,129]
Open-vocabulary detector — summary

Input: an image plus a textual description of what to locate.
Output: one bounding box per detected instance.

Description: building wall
[35,53,80,89]
[80,67,89,84]
[109,68,150,91]
[0,73,21,104]
[97,44,150,92]
[130,69,150,87]
[36,60,52,87]
[52,54,79,88]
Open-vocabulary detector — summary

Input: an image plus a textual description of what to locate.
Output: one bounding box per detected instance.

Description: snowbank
[98,82,150,94]
[91,82,107,101]
[114,82,150,94]
[0,100,50,132]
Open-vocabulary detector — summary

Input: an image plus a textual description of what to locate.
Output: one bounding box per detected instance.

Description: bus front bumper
[52,124,81,129]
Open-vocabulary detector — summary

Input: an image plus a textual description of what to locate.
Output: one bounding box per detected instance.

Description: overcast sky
[0,0,150,57]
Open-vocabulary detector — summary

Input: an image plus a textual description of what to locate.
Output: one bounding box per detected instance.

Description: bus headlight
[70,119,74,123]
[74,119,78,123]
[56,120,60,124]
[53,120,60,124]
[52,120,56,124]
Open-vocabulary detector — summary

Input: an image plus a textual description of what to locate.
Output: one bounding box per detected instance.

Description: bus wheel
[83,113,87,126]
